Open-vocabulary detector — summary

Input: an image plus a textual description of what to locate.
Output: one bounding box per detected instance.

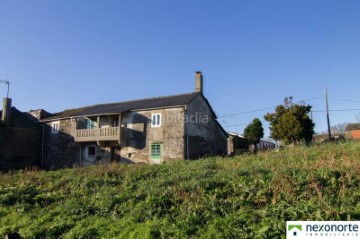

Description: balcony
[72,127,121,143]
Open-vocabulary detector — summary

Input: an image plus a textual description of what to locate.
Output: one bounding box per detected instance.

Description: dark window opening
[88,146,96,156]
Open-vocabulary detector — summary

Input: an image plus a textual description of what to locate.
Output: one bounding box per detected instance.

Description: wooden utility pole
[325,88,331,140]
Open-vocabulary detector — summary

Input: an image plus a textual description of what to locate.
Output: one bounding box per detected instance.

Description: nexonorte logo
[306,223,358,233]
[286,221,360,239]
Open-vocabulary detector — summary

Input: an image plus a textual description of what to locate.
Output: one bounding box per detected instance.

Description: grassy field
[1,141,360,238]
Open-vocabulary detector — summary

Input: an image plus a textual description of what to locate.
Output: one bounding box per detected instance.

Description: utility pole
[325,88,331,140]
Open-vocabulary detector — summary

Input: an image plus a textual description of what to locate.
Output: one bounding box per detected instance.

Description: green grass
[1,141,360,238]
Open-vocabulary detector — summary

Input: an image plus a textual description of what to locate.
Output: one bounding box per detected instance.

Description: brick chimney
[2,98,12,123]
[195,71,203,93]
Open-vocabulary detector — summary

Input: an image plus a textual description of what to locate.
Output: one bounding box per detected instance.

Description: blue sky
[1,0,360,136]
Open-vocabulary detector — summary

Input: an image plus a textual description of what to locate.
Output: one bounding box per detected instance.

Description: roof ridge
[42,91,202,120]
[54,105,92,113]
[61,91,200,111]
[93,91,199,106]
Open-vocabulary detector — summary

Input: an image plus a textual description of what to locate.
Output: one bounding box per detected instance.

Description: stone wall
[186,95,227,158]
[43,119,80,169]
[227,135,249,155]
[214,121,228,155]
[0,125,40,171]
[121,107,186,163]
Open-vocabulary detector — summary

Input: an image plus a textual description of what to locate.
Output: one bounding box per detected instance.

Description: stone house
[0,98,42,170]
[40,72,227,168]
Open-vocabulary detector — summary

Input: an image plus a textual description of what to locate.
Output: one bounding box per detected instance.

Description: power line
[219,106,276,118]
[222,118,269,128]
[300,96,324,102]
[223,123,249,128]
[312,108,360,113]
[218,96,322,118]
[329,97,360,103]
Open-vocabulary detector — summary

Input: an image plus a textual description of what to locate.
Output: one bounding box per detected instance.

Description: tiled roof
[0,107,39,129]
[42,92,202,121]
[345,123,360,131]
[42,107,92,121]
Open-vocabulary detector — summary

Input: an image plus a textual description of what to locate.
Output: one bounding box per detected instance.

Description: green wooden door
[150,143,162,164]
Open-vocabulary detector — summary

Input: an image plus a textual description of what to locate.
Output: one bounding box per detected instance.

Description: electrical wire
[218,96,322,118]
[329,97,360,103]
[312,108,360,113]
[223,123,249,128]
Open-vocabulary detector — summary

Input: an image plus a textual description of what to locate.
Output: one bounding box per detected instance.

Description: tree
[264,97,315,145]
[330,122,348,135]
[319,122,348,135]
[243,118,264,150]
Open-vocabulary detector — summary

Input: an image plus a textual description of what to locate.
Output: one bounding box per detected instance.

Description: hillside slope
[1,142,360,238]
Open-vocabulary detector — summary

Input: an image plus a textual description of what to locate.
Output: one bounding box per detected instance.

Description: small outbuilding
[345,123,360,140]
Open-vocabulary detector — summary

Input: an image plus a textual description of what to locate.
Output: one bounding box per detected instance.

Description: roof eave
[129,105,186,112]
[41,105,188,121]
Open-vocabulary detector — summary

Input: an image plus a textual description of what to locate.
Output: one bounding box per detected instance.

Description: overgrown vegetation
[1,141,360,238]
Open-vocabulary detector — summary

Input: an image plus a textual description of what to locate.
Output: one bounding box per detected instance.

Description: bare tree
[330,122,348,135]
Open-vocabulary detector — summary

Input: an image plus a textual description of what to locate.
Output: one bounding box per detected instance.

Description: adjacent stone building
[0,98,42,170]
[40,72,228,169]
[227,132,249,155]
[227,132,276,155]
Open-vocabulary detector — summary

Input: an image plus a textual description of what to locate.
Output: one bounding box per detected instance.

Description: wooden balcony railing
[72,127,121,142]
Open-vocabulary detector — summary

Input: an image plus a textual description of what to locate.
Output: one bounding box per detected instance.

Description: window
[51,121,60,134]
[76,118,86,129]
[88,146,96,156]
[151,113,161,127]
[86,119,95,129]
[150,144,161,159]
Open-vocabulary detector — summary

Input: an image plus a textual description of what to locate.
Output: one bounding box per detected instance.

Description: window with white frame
[151,113,161,127]
[51,121,60,134]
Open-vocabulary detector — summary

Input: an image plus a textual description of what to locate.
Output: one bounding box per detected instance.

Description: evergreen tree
[264,97,315,145]
[244,118,264,150]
